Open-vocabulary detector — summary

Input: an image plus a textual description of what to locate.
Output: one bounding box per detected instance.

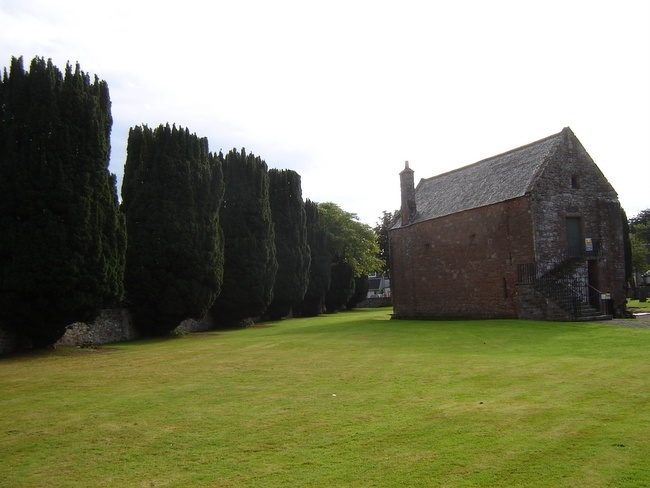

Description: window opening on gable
[571,175,580,189]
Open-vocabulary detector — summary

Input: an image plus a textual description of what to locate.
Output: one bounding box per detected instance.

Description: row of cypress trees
[122,131,342,335]
[0,56,378,348]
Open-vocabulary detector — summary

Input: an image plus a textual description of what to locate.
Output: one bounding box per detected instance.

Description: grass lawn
[627,299,650,312]
[1,308,649,487]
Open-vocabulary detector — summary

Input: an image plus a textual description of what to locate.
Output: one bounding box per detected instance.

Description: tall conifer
[121,124,224,335]
[0,56,125,347]
[325,261,355,312]
[296,200,331,316]
[211,148,277,325]
[346,274,370,309]
[265,169,310,319]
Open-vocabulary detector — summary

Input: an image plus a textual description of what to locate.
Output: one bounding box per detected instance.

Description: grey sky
[1,0,648,224]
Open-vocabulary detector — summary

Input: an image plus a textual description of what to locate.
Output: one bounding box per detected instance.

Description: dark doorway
[588,260,600,309]
[566,217,582,258]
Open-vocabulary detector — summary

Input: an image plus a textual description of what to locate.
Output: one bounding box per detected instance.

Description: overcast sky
[1,0,648,225]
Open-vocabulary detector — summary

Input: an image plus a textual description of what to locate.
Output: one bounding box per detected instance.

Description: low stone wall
[176,313,217,333]
[0,309,219,355]
[355,297,392,308]
[56,309,217,347]
[56,309,140,347]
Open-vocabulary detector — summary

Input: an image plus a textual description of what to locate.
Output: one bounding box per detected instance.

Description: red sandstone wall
[390,198,535,319]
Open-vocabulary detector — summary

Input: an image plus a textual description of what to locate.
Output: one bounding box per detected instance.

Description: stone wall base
[355,297,392,308]
[0,309,218,355]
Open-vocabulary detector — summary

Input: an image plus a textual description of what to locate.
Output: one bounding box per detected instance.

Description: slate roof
[398,128,571,226]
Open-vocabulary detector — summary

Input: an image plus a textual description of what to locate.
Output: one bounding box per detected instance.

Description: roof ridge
[524,130,567,193]
[419,128,568,183]
[403,128,574,225]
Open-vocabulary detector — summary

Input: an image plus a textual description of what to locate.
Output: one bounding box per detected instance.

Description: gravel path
[599,312,650,329]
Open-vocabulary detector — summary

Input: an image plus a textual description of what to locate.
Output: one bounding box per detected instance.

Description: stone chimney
[399,161,416,225]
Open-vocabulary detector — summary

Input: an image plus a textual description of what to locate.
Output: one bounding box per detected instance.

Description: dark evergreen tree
[211,148,277,325]
[121,124,224,335]
[346,274,370,310]
[0,56,126,347]
[265,169,310,319]
[325,261,355,312]
[296,200,331,316]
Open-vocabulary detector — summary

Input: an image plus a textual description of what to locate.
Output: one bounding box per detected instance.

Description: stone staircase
[527,256,612,321]
[575,303,612,322]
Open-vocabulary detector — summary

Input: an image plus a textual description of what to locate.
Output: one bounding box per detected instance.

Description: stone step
[577,304,612,321]
[576,314,613,321]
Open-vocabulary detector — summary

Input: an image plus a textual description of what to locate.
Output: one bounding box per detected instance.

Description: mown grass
[627,299,650,311]
[1,308,649,487]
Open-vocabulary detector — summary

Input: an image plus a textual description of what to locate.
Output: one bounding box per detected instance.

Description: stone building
[389,128,626,321]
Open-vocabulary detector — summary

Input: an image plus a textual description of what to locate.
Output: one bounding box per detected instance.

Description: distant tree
[0,56,126,347]
[630,234,649,274]
[629,209,650,229]
[622,210,633,287]
[211,148,277,325]
[296,199,330,317]
[265,169,310,319]
[629,208,650,278]
[373,210,396,274]
[318,202,383,278]
[318,202,382,312]
[121,124,224,335]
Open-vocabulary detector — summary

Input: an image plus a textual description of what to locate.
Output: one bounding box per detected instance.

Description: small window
[571,175,580,189]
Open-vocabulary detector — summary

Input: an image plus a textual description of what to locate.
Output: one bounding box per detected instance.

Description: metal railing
[517,254,591,320]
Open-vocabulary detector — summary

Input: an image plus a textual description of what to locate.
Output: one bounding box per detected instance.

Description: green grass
[1,308,649,487]
[627,299,650,311]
